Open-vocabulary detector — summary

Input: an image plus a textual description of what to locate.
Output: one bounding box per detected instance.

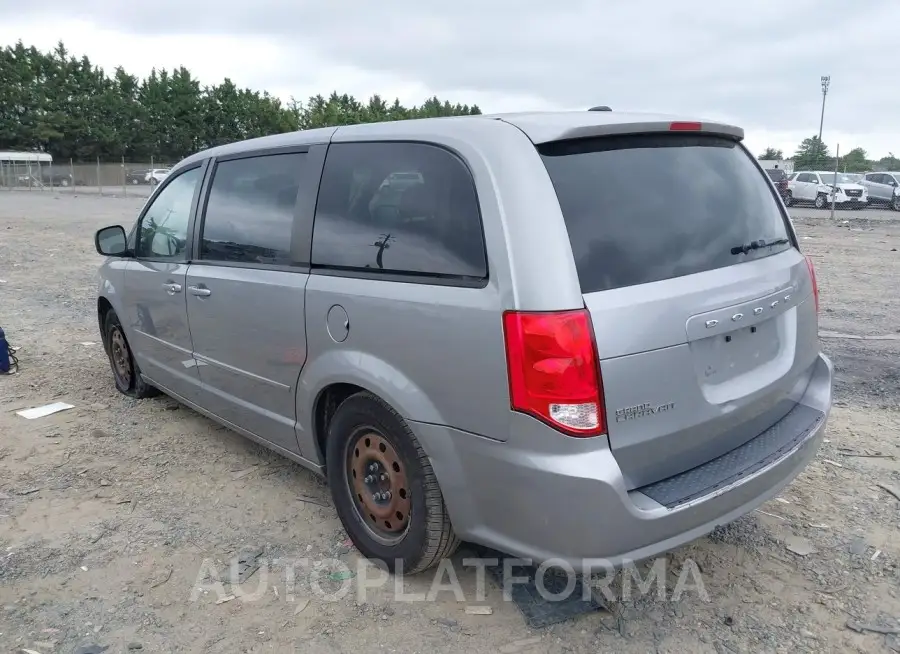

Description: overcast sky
[2,0,897,160]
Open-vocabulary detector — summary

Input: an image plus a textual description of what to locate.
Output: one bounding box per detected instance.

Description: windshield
[539,133,792,294]
[819,173,856,184]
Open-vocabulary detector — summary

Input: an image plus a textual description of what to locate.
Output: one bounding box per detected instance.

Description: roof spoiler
[588,106,612,112]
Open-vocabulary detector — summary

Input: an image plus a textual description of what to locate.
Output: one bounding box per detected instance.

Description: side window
[136,167,202,259]
[889,175,899,186]
[200,153,305,266]
[311,142,487,280]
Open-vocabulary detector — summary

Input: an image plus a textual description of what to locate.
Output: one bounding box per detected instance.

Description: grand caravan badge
[614,401,676,423]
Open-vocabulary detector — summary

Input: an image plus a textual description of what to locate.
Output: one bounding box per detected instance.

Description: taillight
[804,255,819,314]
[669,121,702,131]
[502,309,606,437]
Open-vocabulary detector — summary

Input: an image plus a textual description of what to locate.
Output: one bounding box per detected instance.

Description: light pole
[818,75,830,142]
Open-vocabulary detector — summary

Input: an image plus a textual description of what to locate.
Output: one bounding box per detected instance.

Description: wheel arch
[301,351,446,466]
[97,296,115,348]
[312,382,366,466]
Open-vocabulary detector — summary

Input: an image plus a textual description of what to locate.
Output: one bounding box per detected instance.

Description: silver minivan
[94,111,833,573]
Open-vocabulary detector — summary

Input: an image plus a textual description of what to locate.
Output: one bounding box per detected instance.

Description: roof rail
[588,105,612,111]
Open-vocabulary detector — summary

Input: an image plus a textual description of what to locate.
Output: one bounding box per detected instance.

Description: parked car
[148,168,170,185]
[126,168,170,185]
[42,171,73,186]
[859,171,900,211]
[765,168,789,200]
[786,171,868,209]
[14,171,73,186]
[126,169,151,185]
[93,112,832,573]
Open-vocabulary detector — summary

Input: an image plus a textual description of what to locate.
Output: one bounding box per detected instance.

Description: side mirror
[95,225,128,256]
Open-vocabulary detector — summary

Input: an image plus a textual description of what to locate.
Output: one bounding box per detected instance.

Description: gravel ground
[1,192,899,653]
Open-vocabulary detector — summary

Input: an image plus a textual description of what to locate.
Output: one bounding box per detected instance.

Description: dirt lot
[1,192,899,653]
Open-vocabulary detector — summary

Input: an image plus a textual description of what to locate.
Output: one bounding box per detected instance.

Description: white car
[786,171,868,209]
[147,168,170,185]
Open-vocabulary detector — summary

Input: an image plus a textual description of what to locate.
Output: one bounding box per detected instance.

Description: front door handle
[188,286,212,297]
[163,282,182,295]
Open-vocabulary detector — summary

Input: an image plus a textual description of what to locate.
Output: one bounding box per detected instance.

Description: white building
[0,151,54,187]
[0,151,53,164]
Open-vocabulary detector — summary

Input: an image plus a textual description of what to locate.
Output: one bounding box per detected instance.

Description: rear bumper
[414,353,832,571]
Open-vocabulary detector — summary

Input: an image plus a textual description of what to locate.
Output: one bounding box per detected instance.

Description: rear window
[766,169,786,182]
[539,133,793,294]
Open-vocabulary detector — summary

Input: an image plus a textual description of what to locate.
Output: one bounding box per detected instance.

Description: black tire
[325,391,459,574]
[893,196,900,212]
[783,191,793,207]
[814,194,827,209]
[102,309,159,399]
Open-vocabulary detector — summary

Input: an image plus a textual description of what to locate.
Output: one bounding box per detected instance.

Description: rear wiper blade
[730,238,790,255]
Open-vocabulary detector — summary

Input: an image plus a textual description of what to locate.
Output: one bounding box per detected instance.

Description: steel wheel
[109,327,132,387]
[345,429,412,545]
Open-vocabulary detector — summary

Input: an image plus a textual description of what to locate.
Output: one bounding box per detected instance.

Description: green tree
[840,147,870,173]
[0,41,481,162]
[793,136,830,171]
[758,147,783,160]
[877,153,900,171]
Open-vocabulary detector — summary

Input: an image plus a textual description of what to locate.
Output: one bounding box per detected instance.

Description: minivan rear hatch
[538,130,819,490]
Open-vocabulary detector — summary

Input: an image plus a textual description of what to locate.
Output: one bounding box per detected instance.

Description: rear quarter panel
[295,119,587,459]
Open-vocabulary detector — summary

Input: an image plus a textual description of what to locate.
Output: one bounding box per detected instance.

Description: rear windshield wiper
[730,238,790,256]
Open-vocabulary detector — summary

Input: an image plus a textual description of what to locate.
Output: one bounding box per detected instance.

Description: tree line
[758,140,900,173]
[0,41,481,162]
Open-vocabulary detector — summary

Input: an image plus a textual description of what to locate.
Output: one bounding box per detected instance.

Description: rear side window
[539,134,792,294]
[200,152,305,266]
[311,142,487,281]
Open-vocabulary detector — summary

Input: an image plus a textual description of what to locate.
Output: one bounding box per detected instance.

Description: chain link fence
[0,157,175,197]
